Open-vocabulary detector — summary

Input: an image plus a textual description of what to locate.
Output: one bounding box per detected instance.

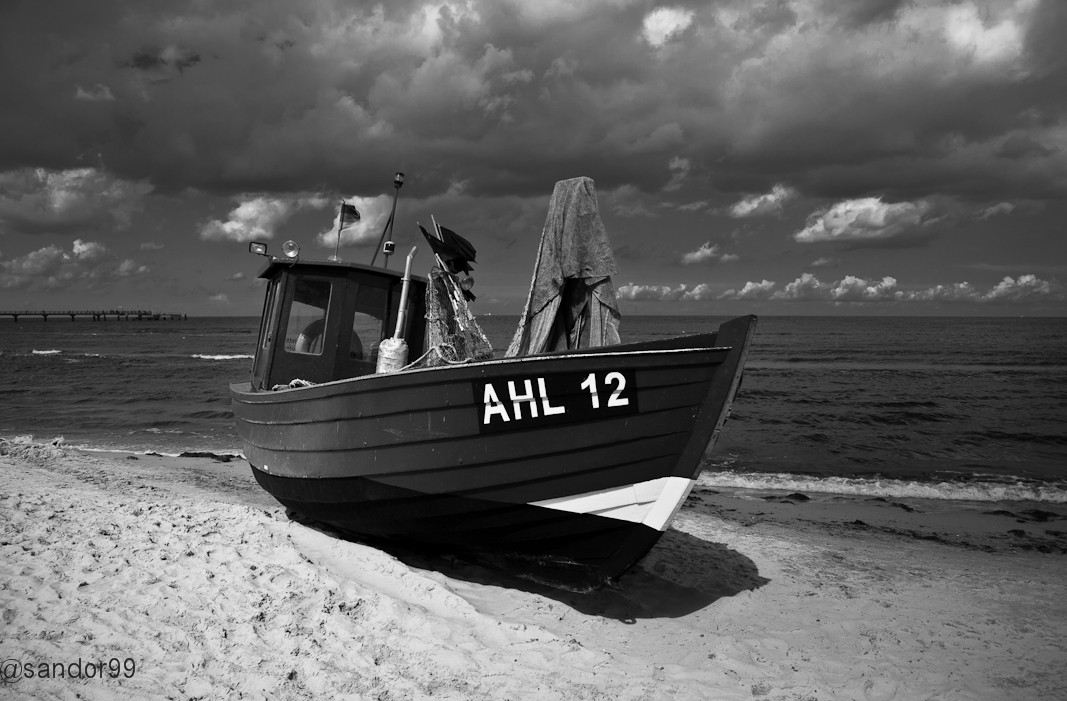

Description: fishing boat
[231,176,756,590]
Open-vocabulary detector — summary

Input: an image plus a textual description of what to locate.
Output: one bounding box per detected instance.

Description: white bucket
[376,337,408,373]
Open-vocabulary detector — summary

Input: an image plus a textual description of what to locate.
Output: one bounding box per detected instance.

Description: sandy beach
[2,436,1065,700]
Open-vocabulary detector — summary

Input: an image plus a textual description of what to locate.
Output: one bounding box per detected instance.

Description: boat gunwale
[231,343,734,400]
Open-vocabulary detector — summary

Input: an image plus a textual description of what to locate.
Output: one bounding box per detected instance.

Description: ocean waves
[191,354,254,360]
[698,470,1067,504]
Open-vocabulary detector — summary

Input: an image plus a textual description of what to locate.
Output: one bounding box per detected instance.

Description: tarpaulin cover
[506,177,621,356]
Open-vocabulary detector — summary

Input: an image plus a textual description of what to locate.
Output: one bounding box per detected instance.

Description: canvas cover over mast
[506,177,621,357]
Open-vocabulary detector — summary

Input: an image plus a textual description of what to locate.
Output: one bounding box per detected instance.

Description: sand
[2,437,1065,700]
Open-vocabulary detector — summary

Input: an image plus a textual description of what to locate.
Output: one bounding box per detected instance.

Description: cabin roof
[257,256,428,285]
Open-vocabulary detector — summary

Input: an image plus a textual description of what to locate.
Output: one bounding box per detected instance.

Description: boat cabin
[249,255,427,391]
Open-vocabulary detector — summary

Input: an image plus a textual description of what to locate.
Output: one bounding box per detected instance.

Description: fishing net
[405,267,493,369]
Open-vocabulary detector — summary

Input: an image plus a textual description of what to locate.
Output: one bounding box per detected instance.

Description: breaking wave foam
[32,349,62,355]
[191,354,254,361]
[698,470,1067,504]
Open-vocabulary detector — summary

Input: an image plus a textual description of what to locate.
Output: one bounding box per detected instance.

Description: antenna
[371,172,405,267]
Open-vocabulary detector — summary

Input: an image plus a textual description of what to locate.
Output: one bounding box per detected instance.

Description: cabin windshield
[251,263,427,391]
[351,284,388,365]
[283,278,332,355]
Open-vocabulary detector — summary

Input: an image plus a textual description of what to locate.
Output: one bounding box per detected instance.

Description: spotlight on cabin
[249,242,268,256]
[394,172,405,189]
[460,275,475,292]
[383,241,396,256]
[282,240,300,259]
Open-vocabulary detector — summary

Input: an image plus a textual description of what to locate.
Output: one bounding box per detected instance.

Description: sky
[1,0,1065,317]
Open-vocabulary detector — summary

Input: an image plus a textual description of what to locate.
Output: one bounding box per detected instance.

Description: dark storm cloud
[123,46,201,74]
[821,0,909,28]
[0,0,1064,219]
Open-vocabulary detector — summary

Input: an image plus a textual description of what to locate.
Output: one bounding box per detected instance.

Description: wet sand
[2,437,1065,700]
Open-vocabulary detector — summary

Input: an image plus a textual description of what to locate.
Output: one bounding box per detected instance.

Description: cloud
[738,273,1061,304]
[728,185,796,218]
[140,242,165,251]
[794,198,932,243]
[681,242,738,265]
[980,274,1059,302]
[200,194,330,243]
[604,185,657,218]
[75,84,115,101]
[662,157,690,192]
[0,168,152,236]
[642,8,695,48]
[0,239,149,291]
[771,273,827,300]
[677,200,708,212]
[895,275,1062,303]
[0,0,1063,207]
[124,45,202,75]
[314,194,394,248]
[226,272,246,281]
[208,293,230,305]
[617,282,715,301]
[978,202,1015,220]
[943,2,1026,65]
[830,275,899,301]
[995,134,1055,160]
[810,257,840,268]
[720,280,776,300]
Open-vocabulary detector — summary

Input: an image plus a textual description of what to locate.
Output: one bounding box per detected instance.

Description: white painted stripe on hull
[530,476,696,531]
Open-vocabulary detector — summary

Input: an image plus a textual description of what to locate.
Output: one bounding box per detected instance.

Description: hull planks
[232,315,756,589]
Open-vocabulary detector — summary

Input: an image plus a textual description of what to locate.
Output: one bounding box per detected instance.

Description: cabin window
[259,279,282,351]
[350,284,388,365]
[283,278,332,355]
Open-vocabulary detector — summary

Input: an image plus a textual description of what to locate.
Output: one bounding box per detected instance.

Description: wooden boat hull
[231,315,756,589]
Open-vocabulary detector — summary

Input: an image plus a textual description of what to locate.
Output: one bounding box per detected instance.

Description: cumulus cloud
[200,194,330,243]
[0,239,149,291]
[681,242,738,265]
[794,198,932,243]
[894,275,1061,302]
[226,272,246,281]
[980,274,1059,302]
[140,242,165,251]
[810,257,840,268]
[208,293,230,305]
[0,168,152,236]
[720,280,776,300]
[942,2,1027,65]
[642,8,695,48]
[728,185,796,218]
[314,195,394,248]
[620,272,1061,306]
[617,282,715,301]
[771,273,827,300]
[830,275,899,301]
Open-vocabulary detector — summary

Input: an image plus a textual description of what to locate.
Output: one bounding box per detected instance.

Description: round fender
[295,319,325,354]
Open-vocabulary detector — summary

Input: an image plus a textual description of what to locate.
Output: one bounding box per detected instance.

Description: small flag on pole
[331,201,362,261]
[339,203,361,229]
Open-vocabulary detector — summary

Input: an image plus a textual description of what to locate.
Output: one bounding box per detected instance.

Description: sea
[1,315,1065,503]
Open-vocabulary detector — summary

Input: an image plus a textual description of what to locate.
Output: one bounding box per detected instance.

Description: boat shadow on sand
[288,511,768,622]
